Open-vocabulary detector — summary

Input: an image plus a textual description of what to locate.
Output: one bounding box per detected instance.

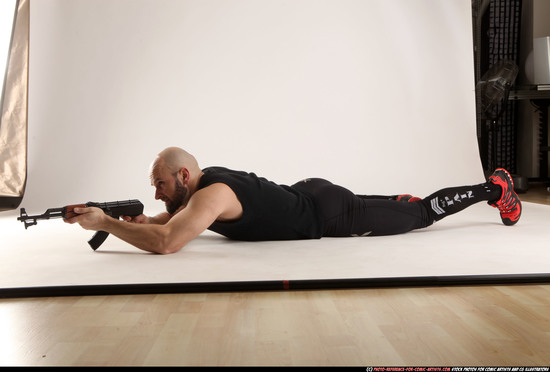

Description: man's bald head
[151,147,201,176]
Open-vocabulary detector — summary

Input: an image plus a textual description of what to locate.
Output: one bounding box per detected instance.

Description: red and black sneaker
[396,194,422,202]
[488,168,522,226]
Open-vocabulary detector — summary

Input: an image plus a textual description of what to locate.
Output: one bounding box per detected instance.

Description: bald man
[65,147,522,254]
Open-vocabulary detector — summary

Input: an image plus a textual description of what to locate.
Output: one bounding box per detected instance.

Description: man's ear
[179,167,190,185]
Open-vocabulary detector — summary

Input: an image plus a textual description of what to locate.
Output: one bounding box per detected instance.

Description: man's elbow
[142,225,187,254]
[158,247,181,255]
[153,233,189,254]
[155,241,184,255]
[148,224,201,255]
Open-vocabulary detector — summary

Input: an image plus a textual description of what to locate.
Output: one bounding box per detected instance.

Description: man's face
[164,176,188,214]
[151,166,188,214]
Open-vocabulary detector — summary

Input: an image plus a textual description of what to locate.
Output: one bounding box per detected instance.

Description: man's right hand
[121,214,150,224]
[122,212,173,225]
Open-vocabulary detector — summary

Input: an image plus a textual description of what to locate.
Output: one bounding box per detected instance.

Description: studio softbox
[0,0,29,211]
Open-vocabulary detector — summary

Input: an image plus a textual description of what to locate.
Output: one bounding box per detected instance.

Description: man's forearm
[103,217,174,254]
[149,212,172,225]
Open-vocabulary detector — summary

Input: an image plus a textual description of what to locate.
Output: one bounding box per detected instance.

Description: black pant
[292,178,433,237]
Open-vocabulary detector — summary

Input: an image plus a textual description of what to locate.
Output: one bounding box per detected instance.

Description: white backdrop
[24,0,483,215]
[3,0,550,294]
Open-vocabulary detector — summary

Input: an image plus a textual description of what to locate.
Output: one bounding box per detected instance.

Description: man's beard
[166,178,188,214]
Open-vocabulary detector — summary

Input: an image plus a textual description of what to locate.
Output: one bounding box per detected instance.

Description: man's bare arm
[66,184,240,254]
[122,211,172,225]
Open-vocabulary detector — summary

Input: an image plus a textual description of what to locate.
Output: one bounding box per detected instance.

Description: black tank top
[198,167,323,241]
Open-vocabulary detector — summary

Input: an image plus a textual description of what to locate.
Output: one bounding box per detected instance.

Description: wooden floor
[1,184,549,366]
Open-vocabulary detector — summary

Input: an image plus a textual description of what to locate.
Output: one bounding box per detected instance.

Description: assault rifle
[17,199,144,250]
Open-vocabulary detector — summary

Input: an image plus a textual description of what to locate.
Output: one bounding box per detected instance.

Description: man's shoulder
[194,182,234,198]
[190,181,243,220]
[202,166,225,172]
[200,167,249,186]
[202,166,243,175]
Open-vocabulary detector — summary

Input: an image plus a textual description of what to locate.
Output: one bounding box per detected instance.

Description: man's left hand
[64,207,107,231]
